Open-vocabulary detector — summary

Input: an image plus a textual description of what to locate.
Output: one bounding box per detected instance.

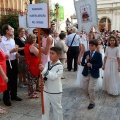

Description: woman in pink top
[41,28,54,65]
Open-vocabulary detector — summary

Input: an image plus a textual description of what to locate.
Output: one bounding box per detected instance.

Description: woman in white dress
[102,36,120,95]
[76,33,88,87]
[96,37,105,90]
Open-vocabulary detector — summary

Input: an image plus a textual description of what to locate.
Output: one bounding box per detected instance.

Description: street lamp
[55,3,59,8]
[29,0,33,4]
[55,3,59,31]
[55,3,59,17]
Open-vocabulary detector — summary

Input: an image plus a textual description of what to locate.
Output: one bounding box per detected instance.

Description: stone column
[112,10,116,30]
[119,12,120,31]
[10,0,14,10]
[105,18,108,31]
[117,11,120,31]
[115,10,119,31]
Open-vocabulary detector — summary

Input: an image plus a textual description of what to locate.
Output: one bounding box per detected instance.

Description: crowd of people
[76,29,120,109]
[0,23,120,120]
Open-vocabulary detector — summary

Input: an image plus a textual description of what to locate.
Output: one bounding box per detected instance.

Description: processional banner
[74,0,98,33]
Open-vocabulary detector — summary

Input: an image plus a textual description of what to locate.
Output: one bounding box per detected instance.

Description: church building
[97,0,120,31]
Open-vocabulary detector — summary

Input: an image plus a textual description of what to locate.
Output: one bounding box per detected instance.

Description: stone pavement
[0,70,120,120]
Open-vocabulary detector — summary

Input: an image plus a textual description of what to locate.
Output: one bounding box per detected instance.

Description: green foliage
[0,14,19,36]
[37,0,49,3]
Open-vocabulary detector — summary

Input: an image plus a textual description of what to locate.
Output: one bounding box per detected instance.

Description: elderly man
[65,27,82,71]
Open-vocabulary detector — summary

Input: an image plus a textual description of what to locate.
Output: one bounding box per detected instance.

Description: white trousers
[42,92,63,120]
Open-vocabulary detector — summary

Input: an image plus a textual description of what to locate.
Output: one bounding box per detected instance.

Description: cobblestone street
[0,70,120,120]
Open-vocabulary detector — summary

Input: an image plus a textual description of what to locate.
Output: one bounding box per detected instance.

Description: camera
[44,76,47,81]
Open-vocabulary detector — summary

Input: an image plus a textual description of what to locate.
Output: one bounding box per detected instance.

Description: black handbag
[67,34,76,55]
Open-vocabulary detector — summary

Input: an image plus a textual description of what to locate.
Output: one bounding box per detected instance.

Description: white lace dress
[96,45,105,90]
[102,47,120,95]
[75,38,88,88]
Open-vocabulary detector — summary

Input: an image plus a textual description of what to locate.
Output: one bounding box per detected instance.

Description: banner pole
[38,28,45,115]
[35,0,45,115]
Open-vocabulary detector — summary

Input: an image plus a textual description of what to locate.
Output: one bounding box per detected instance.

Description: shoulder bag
[67,34,76,55]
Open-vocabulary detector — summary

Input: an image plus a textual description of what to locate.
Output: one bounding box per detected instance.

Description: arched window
[99,17,111,31]
[100,18,106,23]
[100,18,111,24]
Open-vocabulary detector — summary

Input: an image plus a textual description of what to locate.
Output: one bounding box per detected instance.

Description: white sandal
[0,106,6,110]
[0,108,8,114]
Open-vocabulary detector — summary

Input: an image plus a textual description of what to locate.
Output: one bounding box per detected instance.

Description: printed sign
[28,3,49,28]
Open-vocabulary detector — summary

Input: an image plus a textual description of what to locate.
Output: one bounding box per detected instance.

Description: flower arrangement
[0,13,19,36]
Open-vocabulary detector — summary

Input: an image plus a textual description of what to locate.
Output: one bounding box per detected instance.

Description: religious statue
[82,8,89,21]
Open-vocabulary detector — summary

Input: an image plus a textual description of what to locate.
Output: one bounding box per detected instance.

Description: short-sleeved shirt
[65,33,82,47]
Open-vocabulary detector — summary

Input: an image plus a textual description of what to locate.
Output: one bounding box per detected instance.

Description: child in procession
[81,40,102,109]
[39,47,63,120]
[102,36,120,95]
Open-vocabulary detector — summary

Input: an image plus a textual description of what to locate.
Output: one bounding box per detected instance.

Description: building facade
[0,0,36,15]
[72,0,120,31]
[97,0,120,31]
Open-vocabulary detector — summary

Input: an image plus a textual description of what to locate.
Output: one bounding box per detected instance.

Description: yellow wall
[0,0,35,15]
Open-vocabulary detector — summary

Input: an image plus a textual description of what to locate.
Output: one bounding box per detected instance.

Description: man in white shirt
[0,24,22,106]
[65,27,82,71]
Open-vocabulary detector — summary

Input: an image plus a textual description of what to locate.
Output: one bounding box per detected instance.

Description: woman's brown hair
[88,31,95,40]
[108,36,118,47]
[25,34,36,44]
[97,37,104,45]
[17,27,25,34]
[41,28,51,35]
